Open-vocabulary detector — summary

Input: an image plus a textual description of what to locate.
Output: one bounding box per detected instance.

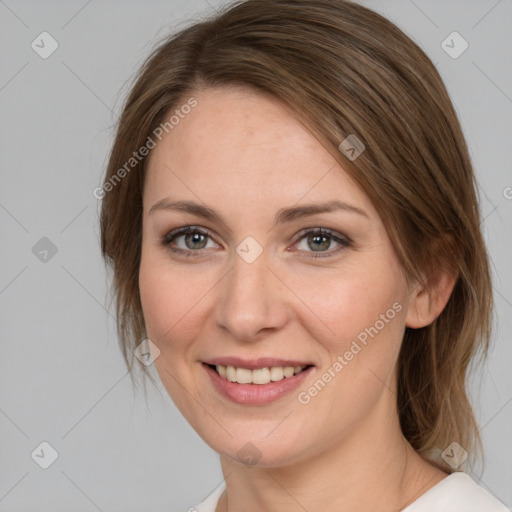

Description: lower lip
[203,364,314,405]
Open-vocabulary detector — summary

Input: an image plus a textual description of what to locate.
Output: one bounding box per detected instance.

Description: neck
[216,398,447,512]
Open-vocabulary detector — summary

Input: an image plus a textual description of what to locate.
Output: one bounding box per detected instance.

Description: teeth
[236,367,252,384]
[283,366,294,378]
[226,365,237,382]
[270,367,284,381]
[215,364,307,385]
[252,367,270,384]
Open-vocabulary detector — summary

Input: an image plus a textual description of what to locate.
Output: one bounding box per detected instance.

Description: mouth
[202,358,315,405]
[205,363,313,385]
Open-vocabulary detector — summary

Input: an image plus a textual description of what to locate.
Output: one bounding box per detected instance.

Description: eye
[160,226,351,259]
[160,226,219,257]
[292,228,351,258]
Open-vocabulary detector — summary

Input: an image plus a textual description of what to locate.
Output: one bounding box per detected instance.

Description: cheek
[292,256,407,412]
[138,249,202,351]
[138,251,208,416]
[293,263,405,351]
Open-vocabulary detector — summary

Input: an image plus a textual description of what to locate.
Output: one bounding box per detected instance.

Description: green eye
[161,226,218,257]
[293,228,351,258]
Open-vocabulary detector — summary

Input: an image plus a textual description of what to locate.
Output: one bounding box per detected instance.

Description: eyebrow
[148,198,369,231]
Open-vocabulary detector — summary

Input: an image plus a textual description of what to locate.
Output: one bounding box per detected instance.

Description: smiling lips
[204,362,314,405]
[214,364,307,385]
[204,357,313,384]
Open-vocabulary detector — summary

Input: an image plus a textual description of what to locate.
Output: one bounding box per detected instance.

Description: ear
[405,236,458,329]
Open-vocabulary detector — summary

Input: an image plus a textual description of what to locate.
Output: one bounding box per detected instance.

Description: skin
[138,86,455,512]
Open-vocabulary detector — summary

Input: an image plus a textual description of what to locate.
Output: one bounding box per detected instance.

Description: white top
[191,472,510,511]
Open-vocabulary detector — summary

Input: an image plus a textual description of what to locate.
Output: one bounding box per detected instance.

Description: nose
[213,249,289,343]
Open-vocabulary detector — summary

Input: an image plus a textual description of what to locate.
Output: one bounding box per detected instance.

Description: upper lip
[203,357,314,369]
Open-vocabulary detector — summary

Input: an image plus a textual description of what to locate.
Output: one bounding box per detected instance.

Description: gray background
[0,0,511,510]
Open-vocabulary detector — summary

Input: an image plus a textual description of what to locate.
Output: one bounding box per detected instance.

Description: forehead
[144,86,374,216]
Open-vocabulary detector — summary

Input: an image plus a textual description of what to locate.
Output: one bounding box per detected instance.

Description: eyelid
[292,226,352,245]
[161,225,221,256]
[288,227,351,259]
[162,225,215,244]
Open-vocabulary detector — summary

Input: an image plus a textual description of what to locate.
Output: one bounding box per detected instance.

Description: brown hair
[99,0,493,471]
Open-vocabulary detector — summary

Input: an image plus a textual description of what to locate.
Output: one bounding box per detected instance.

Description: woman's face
[139,86,417,467]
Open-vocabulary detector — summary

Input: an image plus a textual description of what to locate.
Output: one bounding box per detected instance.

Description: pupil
[186,232,207,249]
[309,235,330,251]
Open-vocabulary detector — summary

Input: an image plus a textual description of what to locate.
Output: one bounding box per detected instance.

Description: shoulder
[189,481,226,512]
[403,472,510,512]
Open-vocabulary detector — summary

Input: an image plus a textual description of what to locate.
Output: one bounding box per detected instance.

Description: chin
[198,421,317,469]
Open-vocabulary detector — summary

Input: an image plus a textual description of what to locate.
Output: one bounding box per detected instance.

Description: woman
[99,0,510,510]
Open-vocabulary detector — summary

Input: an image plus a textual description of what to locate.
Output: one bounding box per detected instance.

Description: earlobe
[405,269,457,329]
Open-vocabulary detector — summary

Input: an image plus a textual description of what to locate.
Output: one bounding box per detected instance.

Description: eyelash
[159,226,352,259]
